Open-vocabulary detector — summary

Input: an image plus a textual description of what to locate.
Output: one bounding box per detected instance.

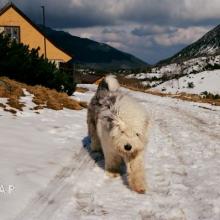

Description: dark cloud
[102,28,125,35]
[1,0,220,63]
[6,0,220,29]
[119,0,220,27]
[6,0,116,28]
[131,26,177,37]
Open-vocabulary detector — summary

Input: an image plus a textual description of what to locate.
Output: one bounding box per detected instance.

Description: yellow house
[0,2,72,65]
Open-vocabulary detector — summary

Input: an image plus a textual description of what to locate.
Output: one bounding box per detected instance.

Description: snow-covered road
[0,85,220,220]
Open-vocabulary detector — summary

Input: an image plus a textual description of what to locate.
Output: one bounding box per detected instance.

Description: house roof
[0,2,73,60]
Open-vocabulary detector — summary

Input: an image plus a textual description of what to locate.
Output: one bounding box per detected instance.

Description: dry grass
[75,87,89,93]
[117,75,149,92]
[145,90,220,106]
[0,77,25,110]
[6,96,25,111]
[0,77,87,112]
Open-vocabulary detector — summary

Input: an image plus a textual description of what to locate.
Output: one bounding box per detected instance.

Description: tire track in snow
[15,88,220,220]
[15,147,95,220]
[134,93,220,141]
[151,104,220,220]
[169,106,220,141]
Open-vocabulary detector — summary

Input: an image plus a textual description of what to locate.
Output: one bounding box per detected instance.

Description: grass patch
[146,90,220,106]
[0,77,87,112]
[75,87,89,93]
[0,77,25,110]
[117,75,150,91]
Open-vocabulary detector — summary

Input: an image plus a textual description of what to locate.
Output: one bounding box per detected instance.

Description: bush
[0,34,75,95]
[187,82,194,88]
[205,63,220,71]
[200,91,220,99]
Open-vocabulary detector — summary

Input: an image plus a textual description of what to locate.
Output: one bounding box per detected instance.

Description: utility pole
[41,6,47,59]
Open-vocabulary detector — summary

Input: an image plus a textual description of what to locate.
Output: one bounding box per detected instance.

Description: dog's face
[109,117,148,158]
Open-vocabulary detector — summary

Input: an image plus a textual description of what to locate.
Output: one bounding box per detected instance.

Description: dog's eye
[121,131,124,134]
[136,133,140,137]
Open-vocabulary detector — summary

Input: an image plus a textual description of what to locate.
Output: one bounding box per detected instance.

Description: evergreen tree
[0,34,76,95]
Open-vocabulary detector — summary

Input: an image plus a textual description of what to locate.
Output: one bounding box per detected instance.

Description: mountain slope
[151,69,220,95]
[158,24,220,65]
[39,25,148,70]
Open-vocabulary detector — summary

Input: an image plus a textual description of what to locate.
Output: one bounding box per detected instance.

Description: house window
[0,26,20,43]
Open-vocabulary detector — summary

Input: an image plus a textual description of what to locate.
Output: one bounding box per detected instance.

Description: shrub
[200,91,220,100]
[0,34,75,95]
[187,82,194,88]
[205,63,220,71]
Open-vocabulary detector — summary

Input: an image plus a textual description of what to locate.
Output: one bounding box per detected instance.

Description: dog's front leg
[88,120,101,152]
[125,152,146,193]
[104,150,122,178]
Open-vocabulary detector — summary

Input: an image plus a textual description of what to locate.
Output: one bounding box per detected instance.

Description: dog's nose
[124,144,132,151]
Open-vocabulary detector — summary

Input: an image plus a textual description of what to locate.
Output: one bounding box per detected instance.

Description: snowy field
[0,84,220,220]
[151,70,220,95]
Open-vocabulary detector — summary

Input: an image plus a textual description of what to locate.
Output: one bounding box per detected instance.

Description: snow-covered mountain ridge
[159,24,220,65]
[127,55,220,89]
[126,24,220,92]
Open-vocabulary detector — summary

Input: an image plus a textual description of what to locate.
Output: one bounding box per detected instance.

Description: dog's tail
[98,75,120,92]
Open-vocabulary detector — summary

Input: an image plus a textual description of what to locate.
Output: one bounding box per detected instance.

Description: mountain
[39,25,148,70]
[158,24,220,65]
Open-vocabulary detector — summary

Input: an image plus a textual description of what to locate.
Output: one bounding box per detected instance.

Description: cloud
[1,0,219,63]
[132,25,177,36]
[176,0,220,21]
[153,26,210,46]
[3,0,220,29]
[64,23,212,63]
[119,0,220,26]
[102,28,126,35]
[7,0,118,28]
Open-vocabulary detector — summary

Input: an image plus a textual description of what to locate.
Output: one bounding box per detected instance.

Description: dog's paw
[133,186,146,194]
[129,182,147,194]
[105,170,120,178]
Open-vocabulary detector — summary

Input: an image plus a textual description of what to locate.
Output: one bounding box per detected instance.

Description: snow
[127,73,163,80]
[0,84,220,220]
[127,55,220,88]
[151,70,220,95]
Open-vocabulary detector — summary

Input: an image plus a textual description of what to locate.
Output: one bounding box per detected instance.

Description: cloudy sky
[2,0,220,63]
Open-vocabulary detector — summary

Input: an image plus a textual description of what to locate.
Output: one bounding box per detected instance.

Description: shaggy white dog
[87,75,149,193]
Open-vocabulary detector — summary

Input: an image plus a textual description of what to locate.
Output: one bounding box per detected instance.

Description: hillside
[151,69,220,95]
[158,24,220,65]
[39,25,148,70]
[126,55,220,89]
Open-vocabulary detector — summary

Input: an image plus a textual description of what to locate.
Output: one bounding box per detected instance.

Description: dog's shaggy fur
[87,75,149,193]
